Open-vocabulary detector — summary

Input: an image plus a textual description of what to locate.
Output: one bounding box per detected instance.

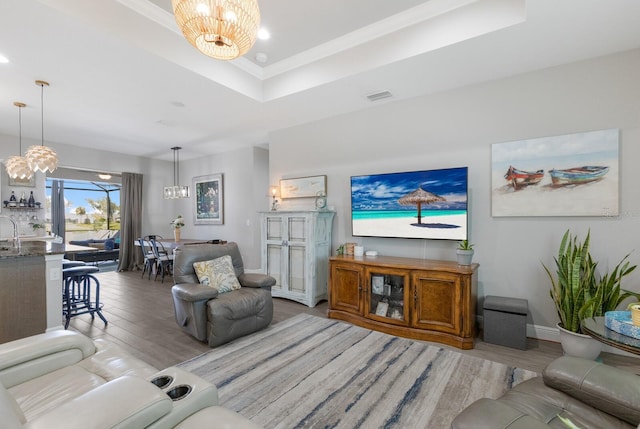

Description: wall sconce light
[270,186,279,211]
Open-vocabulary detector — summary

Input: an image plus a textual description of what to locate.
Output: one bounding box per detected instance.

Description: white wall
[0,136,271,270]
[268,48,640,334]
[172,146,270,269]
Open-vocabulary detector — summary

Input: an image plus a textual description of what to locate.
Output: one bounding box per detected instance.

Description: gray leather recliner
[171,242,275,347]
[451,356,640,429]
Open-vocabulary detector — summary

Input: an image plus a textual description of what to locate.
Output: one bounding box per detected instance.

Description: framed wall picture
[375,302,389,317]
[193,173,224,225]
[280,175,326,199]
[491,129,619,217]
[371,276,384,295]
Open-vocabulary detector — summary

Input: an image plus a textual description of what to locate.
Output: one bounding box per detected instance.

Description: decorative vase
[557,323,601,360]
[174,228,181,242]
[456,249,474,265]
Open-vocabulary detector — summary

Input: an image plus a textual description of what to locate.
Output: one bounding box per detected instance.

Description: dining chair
[138,237,157,280]
[149,237,174,283]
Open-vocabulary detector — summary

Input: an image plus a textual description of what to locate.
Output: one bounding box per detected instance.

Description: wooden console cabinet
[328,255,478,349]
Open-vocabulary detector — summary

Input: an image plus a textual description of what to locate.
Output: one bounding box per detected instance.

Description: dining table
[134,238,225,252]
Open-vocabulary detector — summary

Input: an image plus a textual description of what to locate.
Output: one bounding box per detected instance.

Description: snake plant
[543,229,639,333]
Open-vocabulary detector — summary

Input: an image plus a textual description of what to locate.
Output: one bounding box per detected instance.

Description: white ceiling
[0,0,639,162]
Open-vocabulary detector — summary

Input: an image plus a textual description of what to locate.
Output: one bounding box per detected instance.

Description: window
[45,178,121,242]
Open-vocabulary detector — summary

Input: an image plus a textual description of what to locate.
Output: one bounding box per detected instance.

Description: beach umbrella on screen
[398,187,445,224]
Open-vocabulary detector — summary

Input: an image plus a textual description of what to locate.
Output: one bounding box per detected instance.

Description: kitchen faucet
[0,215,20,250]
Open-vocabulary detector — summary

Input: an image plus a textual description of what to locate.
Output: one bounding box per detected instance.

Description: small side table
[581,317,640,356]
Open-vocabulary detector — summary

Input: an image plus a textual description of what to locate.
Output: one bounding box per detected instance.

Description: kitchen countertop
[0,240,77,259]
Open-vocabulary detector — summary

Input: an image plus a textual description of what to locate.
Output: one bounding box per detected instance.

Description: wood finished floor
[70,270,640,374]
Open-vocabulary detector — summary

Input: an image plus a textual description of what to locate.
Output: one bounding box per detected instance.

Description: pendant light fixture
[171,0,260,61]
[4,102,33,180]
[164,146,190,199]
[26,80,58,173]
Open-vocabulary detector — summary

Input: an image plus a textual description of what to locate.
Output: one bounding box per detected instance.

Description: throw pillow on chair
[193,255,241,293]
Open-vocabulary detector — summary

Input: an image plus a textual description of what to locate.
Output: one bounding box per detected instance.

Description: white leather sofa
[0,330,261,429]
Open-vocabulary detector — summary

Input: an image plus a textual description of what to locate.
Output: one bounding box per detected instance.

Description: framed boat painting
[193,173,224,224]
[491,129,619,217]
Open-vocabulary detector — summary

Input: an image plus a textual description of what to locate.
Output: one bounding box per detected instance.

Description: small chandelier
[26,80,58,173]
[164,147,190,199]
[171,0,260,61]
[4,102,33,180]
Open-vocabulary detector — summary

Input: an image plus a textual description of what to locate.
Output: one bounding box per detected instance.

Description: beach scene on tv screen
[351,167,468,240]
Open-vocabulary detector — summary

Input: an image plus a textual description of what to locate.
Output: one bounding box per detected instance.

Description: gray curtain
[51,180,65,242]
[117,172,143,272]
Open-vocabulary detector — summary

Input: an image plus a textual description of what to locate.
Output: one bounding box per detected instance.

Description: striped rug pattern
[178,314,537,428]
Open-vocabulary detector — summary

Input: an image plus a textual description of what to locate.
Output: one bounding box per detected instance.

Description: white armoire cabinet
[260,210,335,307]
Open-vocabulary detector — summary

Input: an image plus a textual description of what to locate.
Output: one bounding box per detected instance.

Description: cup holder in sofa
[166,384,192,401]
[150,375,174,389]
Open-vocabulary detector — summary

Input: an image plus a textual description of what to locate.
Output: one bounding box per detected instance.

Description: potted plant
[456,240,474,265]
[543,229,639,359]
[29,222,46,236]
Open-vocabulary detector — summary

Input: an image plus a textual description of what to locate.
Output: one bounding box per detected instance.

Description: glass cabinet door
[266,243,282,291]
[366,268,409,325]
[286,216,307,294]
[265,215,308,295]
[288,244,305,293]
[266,217,283,241]
[265,216,283,290]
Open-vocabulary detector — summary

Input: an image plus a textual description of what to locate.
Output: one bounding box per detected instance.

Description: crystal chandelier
[171,0,260,60]
[4,102,33,180]
[164,147,190,199]
[26,80,58,174]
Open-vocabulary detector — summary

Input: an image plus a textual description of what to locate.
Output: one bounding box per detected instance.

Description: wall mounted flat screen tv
[351,167,468,241]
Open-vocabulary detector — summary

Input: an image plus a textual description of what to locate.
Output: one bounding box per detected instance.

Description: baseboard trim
[527,323,558,342]
[478,317,635,357]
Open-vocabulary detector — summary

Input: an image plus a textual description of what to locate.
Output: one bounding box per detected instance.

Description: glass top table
[581,317,640,356]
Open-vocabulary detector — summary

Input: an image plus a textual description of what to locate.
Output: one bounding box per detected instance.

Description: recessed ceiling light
[255,52,268,63]
[98,173,112,180]
[0,53,9,63]
[257,28,270,40]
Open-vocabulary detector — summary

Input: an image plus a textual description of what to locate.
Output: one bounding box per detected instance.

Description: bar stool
[62,265,107,329]
[62,259,87,269]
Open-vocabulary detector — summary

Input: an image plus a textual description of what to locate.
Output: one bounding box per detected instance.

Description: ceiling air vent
[366,90,393,102]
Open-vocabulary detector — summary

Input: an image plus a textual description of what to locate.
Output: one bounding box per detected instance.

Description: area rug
[178,314,537,428]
